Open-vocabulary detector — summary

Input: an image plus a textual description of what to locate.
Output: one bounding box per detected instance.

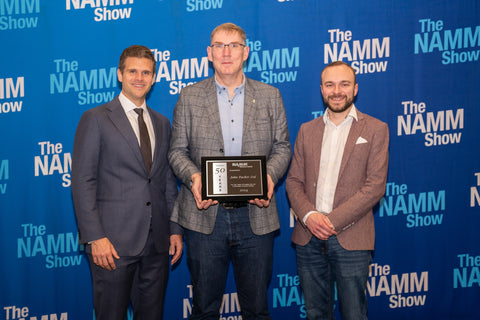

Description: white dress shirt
[303,105,358,225]
[119,93,155,160]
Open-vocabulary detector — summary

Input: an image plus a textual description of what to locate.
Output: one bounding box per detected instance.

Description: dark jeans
[295,235,371,320]
[185,206,275,320]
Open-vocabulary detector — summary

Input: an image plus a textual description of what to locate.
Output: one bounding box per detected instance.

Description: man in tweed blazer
[286,61,389,320]
[168,23,290,319]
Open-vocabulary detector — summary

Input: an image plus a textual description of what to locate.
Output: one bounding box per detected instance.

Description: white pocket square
[356,137,368,144]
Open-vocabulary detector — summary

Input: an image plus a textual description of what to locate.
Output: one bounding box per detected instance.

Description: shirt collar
[324,104,358,125]
[119,92,147,113]
[214,75,246,95]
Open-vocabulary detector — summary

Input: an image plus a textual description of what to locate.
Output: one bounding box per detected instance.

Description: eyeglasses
[210,43,246,50]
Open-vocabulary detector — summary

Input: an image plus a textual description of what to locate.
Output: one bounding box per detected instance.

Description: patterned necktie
[134,108,152,172]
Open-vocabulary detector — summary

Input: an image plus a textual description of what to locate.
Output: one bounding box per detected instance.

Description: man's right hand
[191,173,218,210]
[91,237,120,271]
[305,212,337,240]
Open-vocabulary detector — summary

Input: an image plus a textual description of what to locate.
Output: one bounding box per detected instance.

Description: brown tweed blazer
[286,109,389,250]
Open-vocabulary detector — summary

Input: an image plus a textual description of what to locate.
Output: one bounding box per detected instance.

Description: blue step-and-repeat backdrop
[1,1,479,319]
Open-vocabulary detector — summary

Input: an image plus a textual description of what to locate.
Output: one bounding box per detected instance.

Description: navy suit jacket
[72,96,181,256]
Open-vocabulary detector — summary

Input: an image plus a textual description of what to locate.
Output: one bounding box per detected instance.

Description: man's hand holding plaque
[199,156,269,206]
[191,172,218,210]
[248,174,274,208]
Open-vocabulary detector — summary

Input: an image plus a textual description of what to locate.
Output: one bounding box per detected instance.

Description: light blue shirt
[215,76,246,156]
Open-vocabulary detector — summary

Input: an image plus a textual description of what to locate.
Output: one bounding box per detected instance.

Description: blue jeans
[184,206,275,320]
[295,236,371,320]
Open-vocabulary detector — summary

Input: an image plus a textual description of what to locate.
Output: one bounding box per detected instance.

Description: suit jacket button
[146,202,151,206]
[148,178,151,183]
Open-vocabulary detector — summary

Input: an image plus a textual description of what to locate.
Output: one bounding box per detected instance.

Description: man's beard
[324,95,354,114]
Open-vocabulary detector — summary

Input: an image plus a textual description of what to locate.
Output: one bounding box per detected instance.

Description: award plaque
[201,156,268,202]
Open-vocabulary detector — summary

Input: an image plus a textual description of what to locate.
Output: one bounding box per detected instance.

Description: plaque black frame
[201,156,268,202]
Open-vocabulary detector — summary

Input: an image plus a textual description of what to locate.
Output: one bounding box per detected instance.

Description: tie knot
[134,108,143,116]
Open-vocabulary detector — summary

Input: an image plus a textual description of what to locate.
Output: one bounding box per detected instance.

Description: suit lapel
[107,97,146,172]
[338,111,366,179]
[312,118,325,183]
[242,78,257,141]
[148,106,162,174]
[204,77,224,150]
[242,78,257,154]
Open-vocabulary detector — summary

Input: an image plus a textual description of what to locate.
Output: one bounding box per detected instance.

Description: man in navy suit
[72,45,182,320]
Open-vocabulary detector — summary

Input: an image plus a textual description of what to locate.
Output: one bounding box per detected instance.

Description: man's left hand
[169,234,183,265]
[249,174,274,208]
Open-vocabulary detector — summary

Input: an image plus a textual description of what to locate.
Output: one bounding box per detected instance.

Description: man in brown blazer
[286,61,389,320]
